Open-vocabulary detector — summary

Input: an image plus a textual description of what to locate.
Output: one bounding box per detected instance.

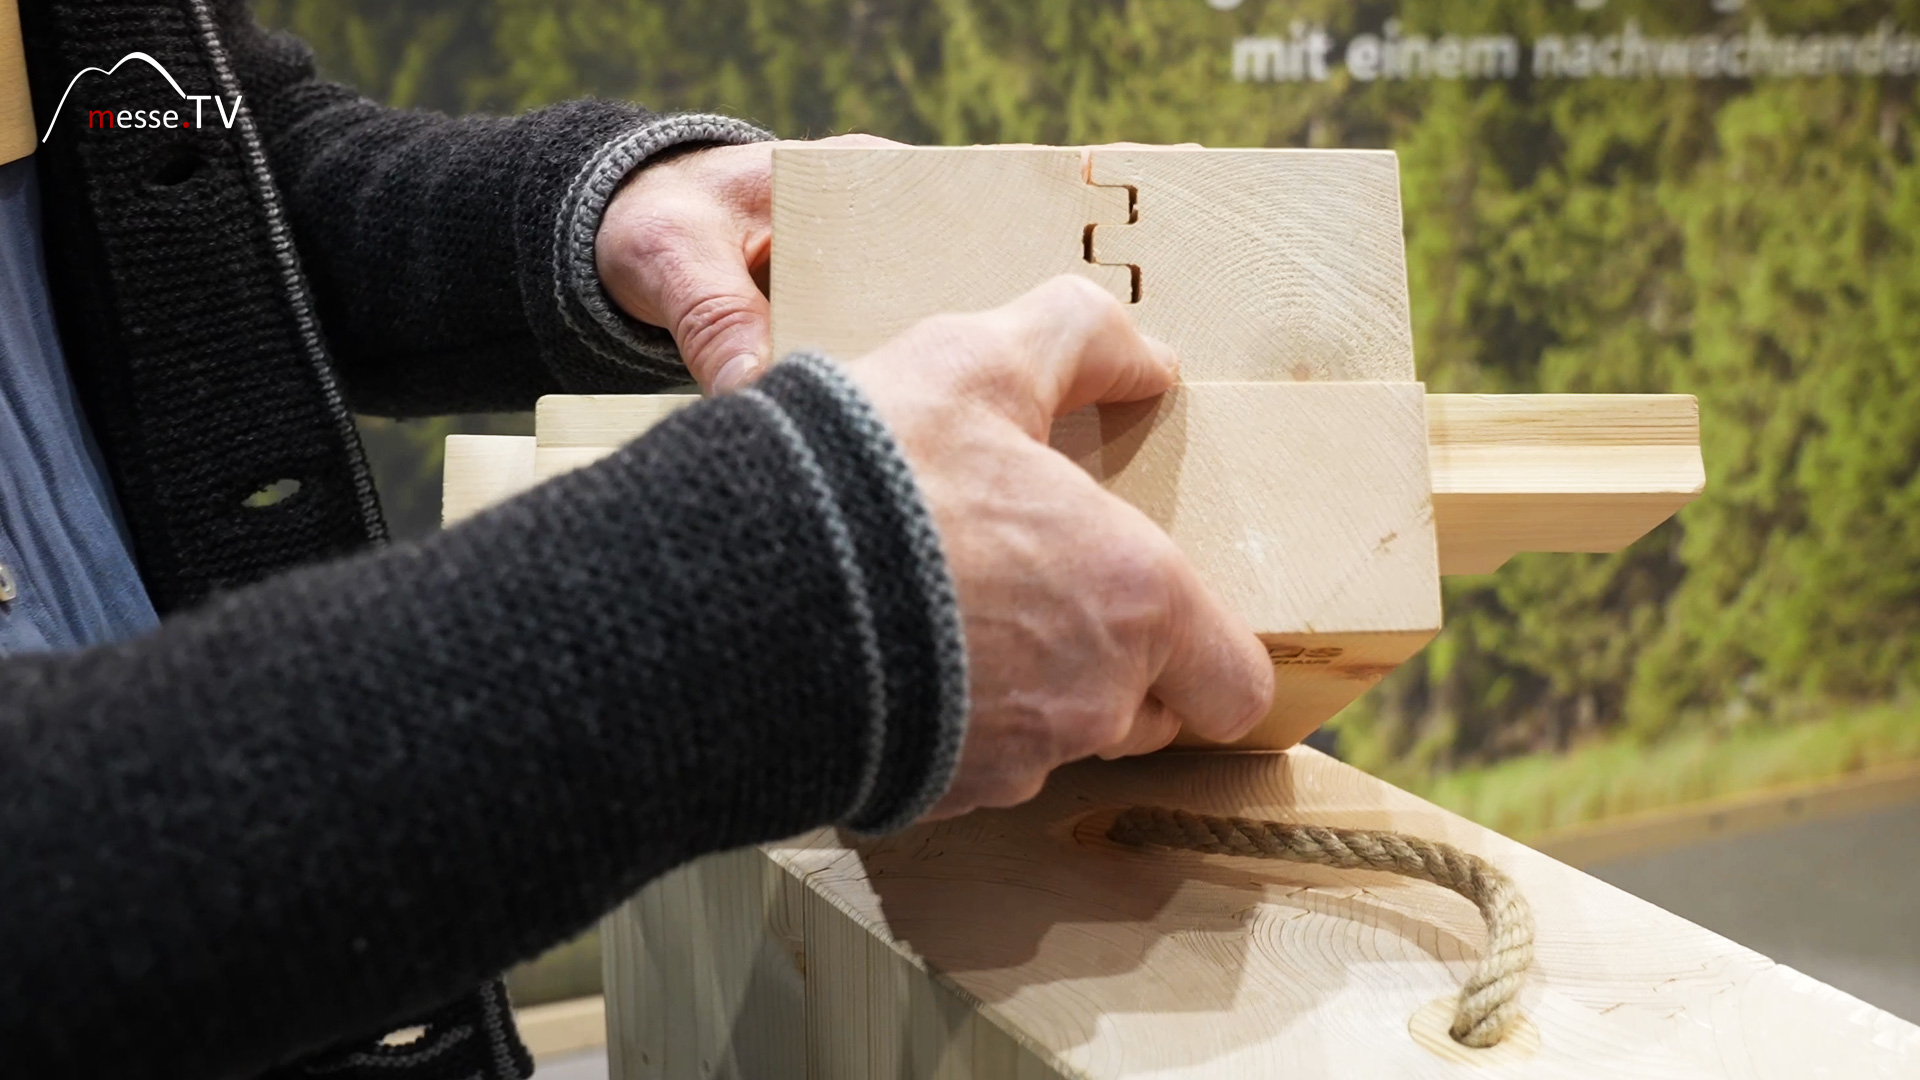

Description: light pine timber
[532,393,698,482]
[441,406,1848,1080]
[514,996,610,1063]
[769,146,1413,383]
[0,0,34,167]
[771,147,1133,364]
[1429,394,1705,575]
[1051,382,1440,749]
[441,434,536,527]
[525,385,1445,750]
[524,393,1704,577]
[520,390,1703,748]
[603,750,1920,1079]
[1084,148,1414,382]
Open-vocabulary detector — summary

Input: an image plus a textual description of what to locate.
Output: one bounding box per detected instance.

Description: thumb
[652,231,773,395]
[1150,556,1275,746]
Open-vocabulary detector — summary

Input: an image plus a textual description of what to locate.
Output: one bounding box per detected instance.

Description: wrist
[555,114,773,376]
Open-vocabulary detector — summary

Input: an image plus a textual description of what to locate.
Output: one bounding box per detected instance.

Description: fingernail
[711,355,763,395]
[1142,334,1180,376]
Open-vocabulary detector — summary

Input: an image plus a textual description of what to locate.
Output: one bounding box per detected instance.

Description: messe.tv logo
[40,52,244,143]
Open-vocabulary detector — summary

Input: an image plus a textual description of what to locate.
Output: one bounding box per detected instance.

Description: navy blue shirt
[0,156,157,656]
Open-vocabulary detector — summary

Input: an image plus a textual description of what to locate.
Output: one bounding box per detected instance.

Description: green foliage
[259,0,1920,768]
[1401,697,1920,839]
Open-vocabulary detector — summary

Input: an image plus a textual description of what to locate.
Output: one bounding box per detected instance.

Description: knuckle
[992,771,1047,808]
[1047,275,1126,328]
[675,293,760,357]
[1096,708,1138,753]
[905,313,1025,391]
[1088,528,1185,655]
[1042,273,1113,308]
[819,133,898,149]
[909,311,987,351]
[1143,717,1182,755]
[1233,660,1277,728]
[612,201,700,258]
[1052,695,1143,763]
[1105,527,1183,604]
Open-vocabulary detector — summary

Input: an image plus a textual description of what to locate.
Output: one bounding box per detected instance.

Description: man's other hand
[843,277,1276,821]
[596,134,900,395]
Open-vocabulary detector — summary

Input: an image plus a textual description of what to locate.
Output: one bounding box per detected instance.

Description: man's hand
[596,134,900,394]
[841,277,1275,820]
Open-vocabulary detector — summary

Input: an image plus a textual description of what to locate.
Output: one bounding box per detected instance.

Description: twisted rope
[1107,807,1535,1048]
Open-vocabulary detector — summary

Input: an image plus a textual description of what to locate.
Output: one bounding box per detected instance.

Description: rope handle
[1107,807,1535,1049]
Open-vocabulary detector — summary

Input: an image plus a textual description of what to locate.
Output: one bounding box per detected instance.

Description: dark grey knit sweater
[5,2,970,1078]
[2,357,969,1078]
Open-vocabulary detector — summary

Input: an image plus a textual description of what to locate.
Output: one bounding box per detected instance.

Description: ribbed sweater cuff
[748,356,970,832]
[550,113,773,383]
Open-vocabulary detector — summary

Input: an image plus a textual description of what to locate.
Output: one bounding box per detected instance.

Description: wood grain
[746,750,1920,1078]
[0,0,35,167]
[513,997,608,1063]
[602,848,809,1079]
[533,394,697,482]
[771,147,1133,364]
[770,146,1412,383]
[1085,148,1414,382]
[1052,382,1440,749]
[440,435,536,527]
[504,392,1707,584]
[1428,394,1705,575]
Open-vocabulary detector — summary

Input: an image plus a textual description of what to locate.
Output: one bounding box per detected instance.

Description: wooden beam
[525,395,1703,563]
[441,435,535,527]
[513,997,608,1064]
[0,0,35,167]
[532,394,697,482]
[771,147,1134,364]
[770,146,1413,383]
[525,393,1704,574]
[1085,148,1414,382]
[1429,394,1705,575]
[1053,382,1441,749]
[442,395,1855,1079]
[521,388,1701,749]
[604,750,1920,1078]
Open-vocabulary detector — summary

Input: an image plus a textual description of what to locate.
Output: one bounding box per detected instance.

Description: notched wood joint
[1086,182,1142,303]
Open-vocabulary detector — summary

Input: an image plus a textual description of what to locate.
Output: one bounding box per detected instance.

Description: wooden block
[602,750,1919,1078]
[535,394,701,450]
[1085,148,1414,382]
[612,843,1056,1080]
[771,146,1412,382]
[512,997,607,1063]
[441,435,536,527]
[603,847,809,1079]
[0,0,34,167]
[533,394,698,482]
[771,147,1134,363]
[1052,382,1440,749]
[1429,393,1706,575]
[523,389,1704,747]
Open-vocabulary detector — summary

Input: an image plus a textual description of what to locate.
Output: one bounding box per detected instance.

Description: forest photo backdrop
[256,0,1920,838]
